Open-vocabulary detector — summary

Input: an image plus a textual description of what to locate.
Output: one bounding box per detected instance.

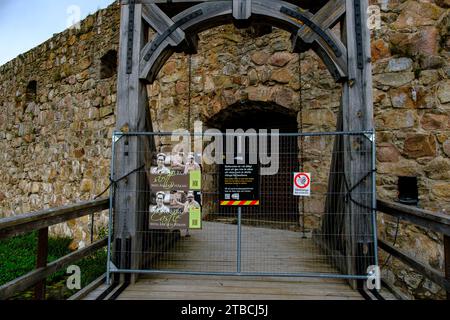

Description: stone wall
[370,0,450,299]
[0,0,449,298]
[0,3,120,248]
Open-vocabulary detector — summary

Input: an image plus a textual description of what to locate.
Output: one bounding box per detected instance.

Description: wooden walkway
[86,222,366,300]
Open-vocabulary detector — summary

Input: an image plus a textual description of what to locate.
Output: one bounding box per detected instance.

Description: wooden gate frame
[113,0,375,284]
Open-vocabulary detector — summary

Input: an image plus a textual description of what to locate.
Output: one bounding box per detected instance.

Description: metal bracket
[113,132,121,144]
[126,0,136,74]
[280,6,342,58]
[364,132,375,142]
[109,261,118,272]
[354,0,364,70]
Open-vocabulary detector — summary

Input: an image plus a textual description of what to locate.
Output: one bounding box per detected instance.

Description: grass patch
[0,232,107,300]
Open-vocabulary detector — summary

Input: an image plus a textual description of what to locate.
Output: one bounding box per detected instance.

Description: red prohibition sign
[294,173,310,189]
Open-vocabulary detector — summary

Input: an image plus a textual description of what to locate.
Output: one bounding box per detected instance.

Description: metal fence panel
[107,131,377,280]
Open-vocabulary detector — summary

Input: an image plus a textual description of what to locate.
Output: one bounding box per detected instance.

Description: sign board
[220,164,260,206]
[149,171,201,192]
[146,152,203,230]
[293,172,311,196]
[149,210,189,230]
[149,207,202,230]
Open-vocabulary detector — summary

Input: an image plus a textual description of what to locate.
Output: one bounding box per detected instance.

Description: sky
[0,0,115,66]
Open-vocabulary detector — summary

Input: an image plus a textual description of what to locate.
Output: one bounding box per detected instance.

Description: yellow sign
[189,207,202,229]
[189,170,201,190]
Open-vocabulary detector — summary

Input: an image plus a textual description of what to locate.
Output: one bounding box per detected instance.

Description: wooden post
[444,235,450,300]
[341,0,374,288]
[115,1,152,284]
[34,228,48,300]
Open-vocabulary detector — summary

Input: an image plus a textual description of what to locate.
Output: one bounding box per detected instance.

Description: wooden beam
[233,0,252,20]
[116,2,152,283]
[139,0,348,82]
[379,239,450,293]
[340,0,374,289]
[141,3,186,46]
[0,238,107,300]
[295,0,345,44]
[34,228,48,300]
[126,0,329,12]
[377,200,450,236]
[68,274,106,300]
[0,198,109,240]
[445,236,450,299]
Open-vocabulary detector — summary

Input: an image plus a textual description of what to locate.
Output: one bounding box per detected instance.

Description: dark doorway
[206,102,299,224]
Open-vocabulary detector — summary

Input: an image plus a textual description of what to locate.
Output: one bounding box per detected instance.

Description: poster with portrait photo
[146,152,202,192]
[148,191,202,230]
[146,152,203,230]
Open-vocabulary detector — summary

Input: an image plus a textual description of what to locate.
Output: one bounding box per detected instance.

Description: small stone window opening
[398,176,418,206]
[26,80,37,103]
[100,50,118,79]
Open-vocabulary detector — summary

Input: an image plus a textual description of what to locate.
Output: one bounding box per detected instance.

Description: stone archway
[202,101,300,226]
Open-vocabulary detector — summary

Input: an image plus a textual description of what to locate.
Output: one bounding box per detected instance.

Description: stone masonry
[0,0,449,299]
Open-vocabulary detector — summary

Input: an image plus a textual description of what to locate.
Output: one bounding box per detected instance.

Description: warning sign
[293,172,311,196]
[220,164,260,206]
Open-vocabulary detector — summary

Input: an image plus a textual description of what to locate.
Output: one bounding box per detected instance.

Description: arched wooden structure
[113,0,375,285]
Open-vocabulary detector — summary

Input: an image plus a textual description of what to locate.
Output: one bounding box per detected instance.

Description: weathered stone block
[251,51,270,65]
[424,157,450,179]
[377,143,401,162]
[421,113,449,130]
[390,27,440,57]
[419,55,445,70]
[403,134,437,158]
[268,52,293,67]
[443,140,450,157]
[80,178,94,193]
[374,72,415,88]
[437,80,450,104]
[432,183,450,199]
[392,0,444,29]
[386,57,413,72]
[377,110,417,129]
[78,56,91,71]
[271,68,291,84]
[371,39,391,61]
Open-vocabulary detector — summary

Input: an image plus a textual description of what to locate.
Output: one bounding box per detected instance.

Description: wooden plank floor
[106,221,364,300]
[145,221,343,274]
[116,274,363,300]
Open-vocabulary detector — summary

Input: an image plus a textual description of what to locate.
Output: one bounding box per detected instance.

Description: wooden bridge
[0,197,448,300]
[1,0,449,301]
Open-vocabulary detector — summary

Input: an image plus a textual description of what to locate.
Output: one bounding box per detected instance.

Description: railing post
[445,235,450,300]
[34,227,48,300]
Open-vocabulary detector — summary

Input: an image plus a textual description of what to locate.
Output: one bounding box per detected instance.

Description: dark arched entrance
[205,102,300,227]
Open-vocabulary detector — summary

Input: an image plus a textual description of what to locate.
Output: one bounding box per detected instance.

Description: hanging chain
[299,53,306,235]
[298,55,304,172]
[188,54,192,133]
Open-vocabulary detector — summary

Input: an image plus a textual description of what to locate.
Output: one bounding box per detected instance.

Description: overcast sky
[0,0,115,66]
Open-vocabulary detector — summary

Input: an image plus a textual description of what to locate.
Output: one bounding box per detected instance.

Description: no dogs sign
[293,172,311,196]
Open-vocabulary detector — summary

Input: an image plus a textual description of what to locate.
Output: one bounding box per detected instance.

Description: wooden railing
[1,197,449,300]
[0,198,109,300]
[377,199,450,299]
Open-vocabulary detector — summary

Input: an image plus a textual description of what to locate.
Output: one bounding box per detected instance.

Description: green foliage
[76,248,107,288]
[97,226,109,239]
[0,232,73,286]
[0,232,107,300]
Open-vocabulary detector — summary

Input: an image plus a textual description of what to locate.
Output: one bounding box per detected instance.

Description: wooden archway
[113,0,375,285]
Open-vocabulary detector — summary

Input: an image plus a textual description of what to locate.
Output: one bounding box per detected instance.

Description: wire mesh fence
[107,130,377,279]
